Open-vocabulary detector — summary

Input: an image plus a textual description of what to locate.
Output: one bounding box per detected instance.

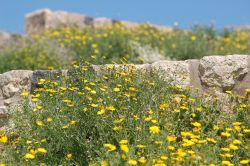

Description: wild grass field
[0,24,250,73]
[0,24,250,166]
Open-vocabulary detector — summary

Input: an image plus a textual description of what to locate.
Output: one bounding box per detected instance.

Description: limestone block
[199,55,249,91]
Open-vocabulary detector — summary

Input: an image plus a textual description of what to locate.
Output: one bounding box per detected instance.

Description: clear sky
[1,0,250,33]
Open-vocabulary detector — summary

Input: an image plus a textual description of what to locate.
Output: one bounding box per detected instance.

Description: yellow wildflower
[66,153,72,160]
[104,144,116,152]
[120,144,129,153]
[191,122,201,127]
[119,140,128,144]
[167,135,176,142]
[24,153,35,159]
[221,132,231,137]
[240,160,249,165]
[128,159,137,165]
[0,136,8,143]
[36,120,43,126]
[47,117,53,123]
[113,87,120,92]
[149,125,160,134]
[138,157,146,164]
[37,148,47,153]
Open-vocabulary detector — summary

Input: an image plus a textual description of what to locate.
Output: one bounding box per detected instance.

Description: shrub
[1,63,249,165]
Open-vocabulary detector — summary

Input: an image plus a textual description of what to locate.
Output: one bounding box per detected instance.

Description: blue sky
[1,0,250,33]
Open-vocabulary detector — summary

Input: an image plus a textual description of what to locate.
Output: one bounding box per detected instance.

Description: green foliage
[0,24,250,73]
[1,64,249,165]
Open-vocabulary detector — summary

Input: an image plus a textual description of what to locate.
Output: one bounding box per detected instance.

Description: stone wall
[0,55,250,129]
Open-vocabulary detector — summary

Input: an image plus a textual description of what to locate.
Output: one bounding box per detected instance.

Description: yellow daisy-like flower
[167,135,176,142]
[21,90,29,97]
[66,153,72,160]
[104,144,116,152]
[127,159,137,165]
[120,144,129,153]
[113,87,120,92]
[0,136,8,143]
[240,160,249,165]
[119,139,128,144]
[97,109,105,115]
[191,122,201,127]
[24,153,35,159]
[47,117,53,123]
[106,106,115,111]
[37,148,47,153]
[221,132,231,137]
[149,125,160,134]
[36,120,43,126]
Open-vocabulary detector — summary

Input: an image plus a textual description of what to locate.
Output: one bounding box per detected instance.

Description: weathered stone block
[151,60,190,87]
[0,70,33,99]
[25,9,94,34]
[199,55,249,91]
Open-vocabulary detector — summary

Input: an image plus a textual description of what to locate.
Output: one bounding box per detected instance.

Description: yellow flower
[168,145,175,150]
[221,132,231,137]
[113,126,121,131]
[224,153,233,158]
[149,125,160,134]
[66,153,72,160]
[0,136,8,143]
[26,140,32,144]
[0,163,6,166]
[160,156,168,160]
[113,87,120,92]
[191,122,201,127]
[24,153,35,159]
[233,139,241,145]
[62,125,69,129]
[136,144,146,149]
[222,160,233,166]
[191,36,196,41]
[36,120,43,126]
[159,103,168,110]
[119,140,128,144]
[138,157,146,164]
[240,160,249,165]
[245,89,250,93]
[106,106,115,111]
[207,138,217,144]
[21,90,29,97]
[37,148,47,153]
[229,144,238,150]
[38,79,46,85]
[106,65,114,69]
[120,144,129,153]
[100,161,108,166]
[128,159,137,165]
[70,120,76,125]
[97,109,105,115]
[167,135,176,142]
[221,147,230,152]
[47,117,53,123]
[104,144,116,152]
